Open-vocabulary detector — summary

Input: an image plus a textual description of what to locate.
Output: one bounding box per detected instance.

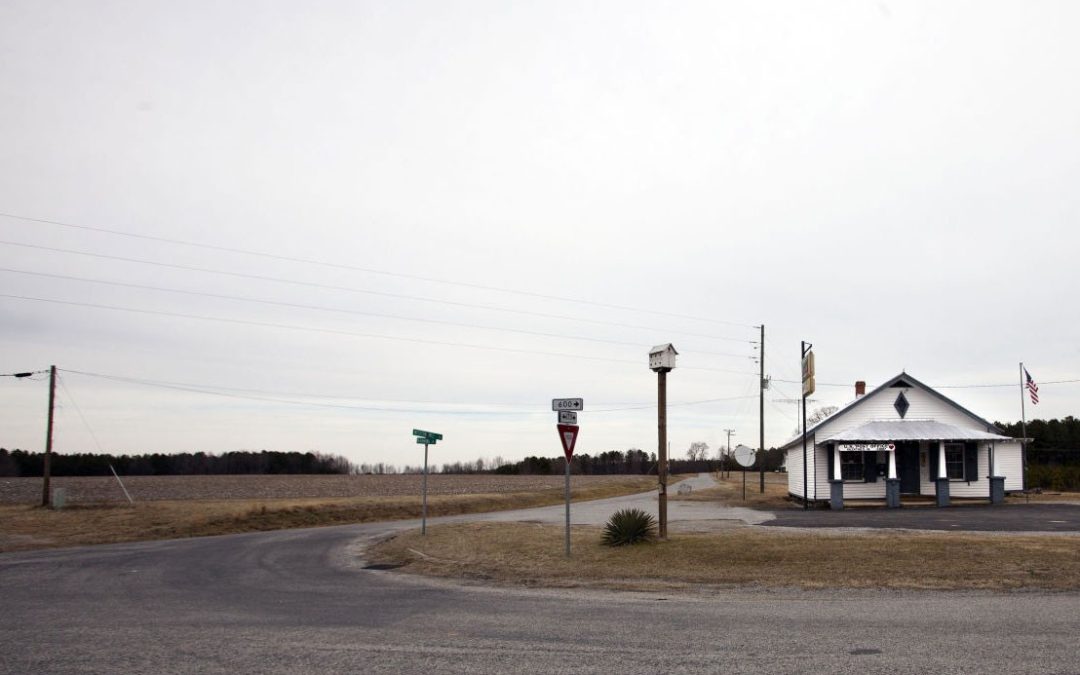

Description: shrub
[602,508,657,546]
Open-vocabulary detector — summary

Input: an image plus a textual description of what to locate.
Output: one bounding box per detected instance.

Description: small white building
[781,372,1022,508]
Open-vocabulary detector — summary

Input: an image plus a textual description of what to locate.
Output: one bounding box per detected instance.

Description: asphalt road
[764,503,1080,532]
[2,478,1079,674]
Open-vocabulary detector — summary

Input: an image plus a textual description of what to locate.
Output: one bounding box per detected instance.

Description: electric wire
[60,368,759,415]
[0,251,754,344]
[0,212,759,328]
[0,293,761,377]
[0,267,750,357]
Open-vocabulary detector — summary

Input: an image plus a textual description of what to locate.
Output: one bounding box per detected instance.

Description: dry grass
[670,471,791,509]
[0,476,656,553]
[370,522,1080,591]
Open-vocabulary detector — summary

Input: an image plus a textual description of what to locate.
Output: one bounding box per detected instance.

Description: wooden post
[658,369,667,539]
[42,365,56,508]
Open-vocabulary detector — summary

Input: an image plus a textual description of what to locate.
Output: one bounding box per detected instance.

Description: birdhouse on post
[649,343,678,372]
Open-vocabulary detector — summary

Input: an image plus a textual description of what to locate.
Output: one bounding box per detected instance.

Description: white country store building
[781,373,1023,508]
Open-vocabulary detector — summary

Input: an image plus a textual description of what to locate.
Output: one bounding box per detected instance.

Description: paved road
[2,476,1079,674]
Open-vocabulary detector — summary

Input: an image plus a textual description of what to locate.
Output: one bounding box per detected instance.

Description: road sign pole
[564,458,571,558]
[422,441,429,535]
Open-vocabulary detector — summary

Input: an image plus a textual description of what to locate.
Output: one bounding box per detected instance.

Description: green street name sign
[412,428,443,443]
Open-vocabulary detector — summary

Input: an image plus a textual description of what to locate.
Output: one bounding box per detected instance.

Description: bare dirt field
[0,473,648,505]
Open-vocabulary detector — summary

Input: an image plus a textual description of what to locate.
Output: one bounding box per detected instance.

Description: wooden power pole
[42,365,56,508]
[759,324,766,494]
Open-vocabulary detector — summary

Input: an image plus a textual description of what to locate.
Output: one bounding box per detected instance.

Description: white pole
[833,445,842,481]
[1019,362,1028,490]
[888,449,897,480]
[108,463,134,505]
[938,441,947,479]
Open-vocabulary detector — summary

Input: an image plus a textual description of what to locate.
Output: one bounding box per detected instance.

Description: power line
[0,212,759,328]
[3,293,758,377]
[0,242,754,344]
[60,368,759,415]
[0,267,751,358]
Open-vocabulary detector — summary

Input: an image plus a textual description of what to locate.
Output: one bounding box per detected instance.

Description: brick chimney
[855,381,866,398]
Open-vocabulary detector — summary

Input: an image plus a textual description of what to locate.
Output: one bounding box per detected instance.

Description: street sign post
[412,429,441,535]
[556,422,580,558]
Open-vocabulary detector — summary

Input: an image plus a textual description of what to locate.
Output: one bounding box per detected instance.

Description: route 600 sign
[551,398,583,411]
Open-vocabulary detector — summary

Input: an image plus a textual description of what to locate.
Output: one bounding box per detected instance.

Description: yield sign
[557,423,580,461]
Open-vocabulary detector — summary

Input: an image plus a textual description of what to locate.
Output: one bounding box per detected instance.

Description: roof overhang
[820,420,1016,443]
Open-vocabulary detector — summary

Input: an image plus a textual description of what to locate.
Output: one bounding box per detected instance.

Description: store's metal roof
[821,420,1015,443]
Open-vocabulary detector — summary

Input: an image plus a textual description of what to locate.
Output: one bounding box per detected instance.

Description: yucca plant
[602,508,657,546]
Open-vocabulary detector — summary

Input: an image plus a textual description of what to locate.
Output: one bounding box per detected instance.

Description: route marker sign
[558,410,578,424]
[551,398,583,411]
[557,423,580,461]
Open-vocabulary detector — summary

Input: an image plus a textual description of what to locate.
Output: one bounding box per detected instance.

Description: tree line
[0,449,356,477]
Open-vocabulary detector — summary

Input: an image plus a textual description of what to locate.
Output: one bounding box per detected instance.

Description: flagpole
[1019,362,1027,491]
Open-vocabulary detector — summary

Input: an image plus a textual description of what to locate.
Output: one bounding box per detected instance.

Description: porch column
[885,447,900,508]
[988,442,1005,505]
[935,441,950,507]
[829,445,844,510]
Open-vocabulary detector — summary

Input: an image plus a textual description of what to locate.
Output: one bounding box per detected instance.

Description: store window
[841,452,865,481]
[945,443,965,480]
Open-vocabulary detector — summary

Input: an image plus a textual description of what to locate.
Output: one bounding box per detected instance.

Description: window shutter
[928,443,939,480]
[863,452,877,483]
[964,442,978,483]
[826,444,834,480]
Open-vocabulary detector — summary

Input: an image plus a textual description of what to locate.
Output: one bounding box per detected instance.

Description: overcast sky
[2,1,1077,468]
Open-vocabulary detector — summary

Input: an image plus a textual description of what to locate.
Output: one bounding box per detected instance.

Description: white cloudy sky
[1,1,1077,468]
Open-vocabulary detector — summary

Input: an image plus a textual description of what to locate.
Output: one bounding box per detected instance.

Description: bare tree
[686,441,710,461]
[806,405,839,426]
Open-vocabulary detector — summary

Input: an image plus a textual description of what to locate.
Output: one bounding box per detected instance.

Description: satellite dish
[733,444,756,468]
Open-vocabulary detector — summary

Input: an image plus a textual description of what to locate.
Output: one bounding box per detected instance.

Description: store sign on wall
[838,443,896,453]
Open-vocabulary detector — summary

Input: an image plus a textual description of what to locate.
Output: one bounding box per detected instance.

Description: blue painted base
[989,476,1005,505]
[935,477,950,507]
[885,478,901,508]
[829,480,844,510]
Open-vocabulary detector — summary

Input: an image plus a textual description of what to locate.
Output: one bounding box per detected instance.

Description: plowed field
[0,474,649,505]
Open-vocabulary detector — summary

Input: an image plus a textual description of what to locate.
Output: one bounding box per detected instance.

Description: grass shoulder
[368,521,1080,591]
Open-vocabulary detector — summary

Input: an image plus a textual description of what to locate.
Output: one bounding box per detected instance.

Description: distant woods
[0,449,356,477]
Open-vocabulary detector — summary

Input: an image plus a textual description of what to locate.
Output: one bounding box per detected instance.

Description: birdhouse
[648,343,678,372]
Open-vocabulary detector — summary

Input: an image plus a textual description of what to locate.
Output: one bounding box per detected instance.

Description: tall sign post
[759,324,766,494]
[801,342,814,510]
[649,344,677,540]
[552,398,582,557]
[412,428,442,535]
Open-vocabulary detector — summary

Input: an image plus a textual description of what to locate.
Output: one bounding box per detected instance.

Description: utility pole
[42,365,57,508]
[724,429,735,479]
[801,342,814,510]
[759,324,766,494]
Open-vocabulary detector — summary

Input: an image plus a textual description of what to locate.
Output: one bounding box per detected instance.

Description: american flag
[1025,368,1039,405]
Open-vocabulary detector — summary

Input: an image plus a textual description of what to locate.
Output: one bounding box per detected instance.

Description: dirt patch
[0,475,656,552]
[671,472,791,509]
[369,521,1080,591]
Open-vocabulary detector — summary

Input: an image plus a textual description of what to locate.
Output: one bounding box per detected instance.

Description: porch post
[829,445,843,510]
[988,442,1005,505]
[935,441,950,507]
[885,446,900,508]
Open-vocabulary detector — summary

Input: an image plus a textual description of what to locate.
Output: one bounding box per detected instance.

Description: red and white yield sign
[557,423,580,461]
